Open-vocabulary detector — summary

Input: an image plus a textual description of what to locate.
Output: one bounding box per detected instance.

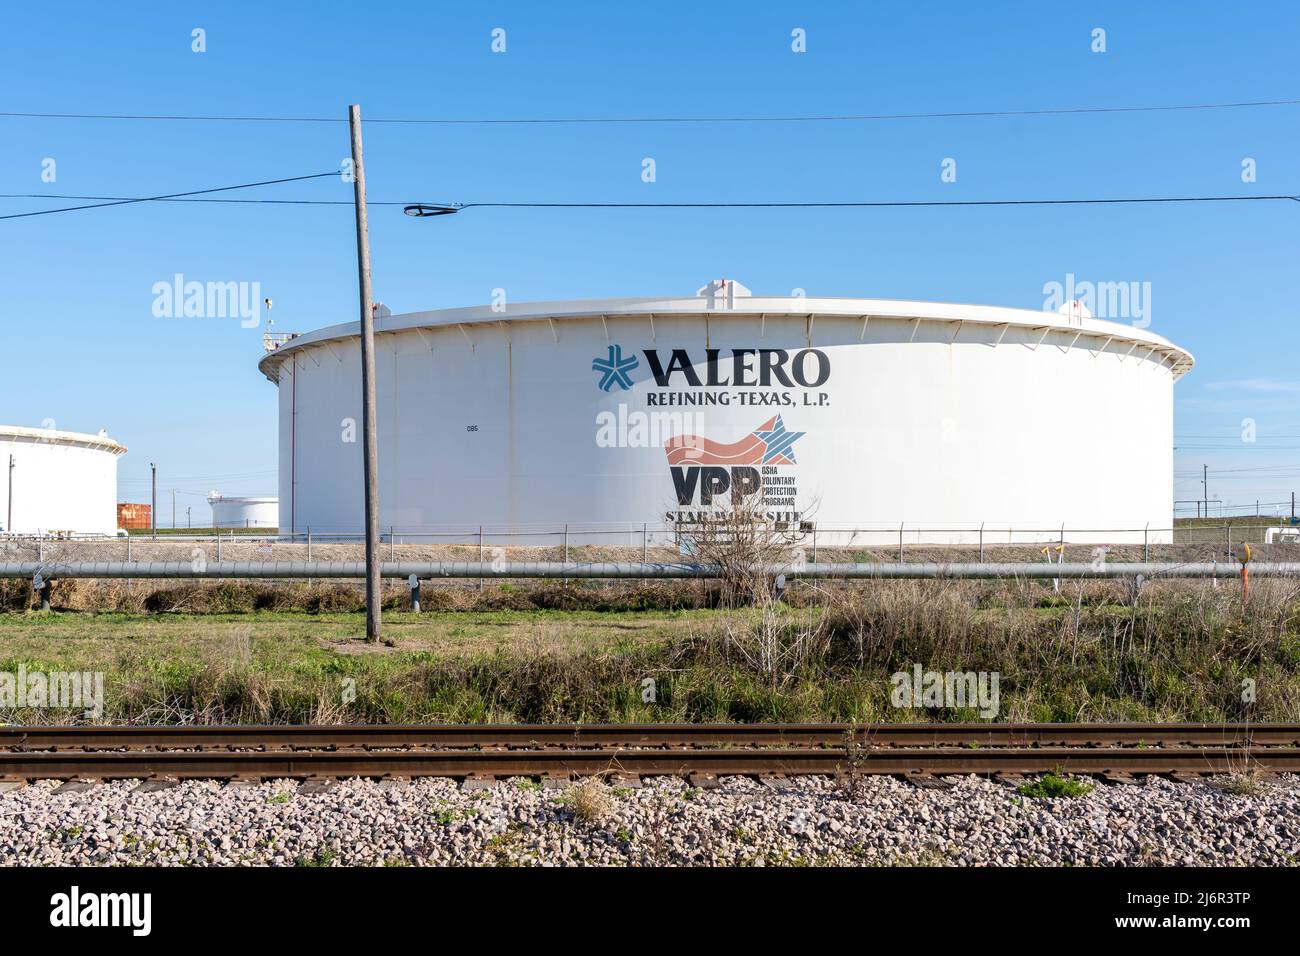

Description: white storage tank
[0,426,126,536]
[208,492,278,530]
[258,281,1193,544]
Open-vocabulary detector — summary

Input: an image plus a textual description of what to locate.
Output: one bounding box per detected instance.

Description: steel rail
[0,560,1294,580]
[0,746,1296,781]
[2,722,1295,751]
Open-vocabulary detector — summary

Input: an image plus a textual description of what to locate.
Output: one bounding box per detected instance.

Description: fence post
[307,527,312,561]
[217,533,221,563]
[642,522,648,582]
[389,526,395,562]
[127,534,132,563]
[898,522,904,562]
[1226,523,1232,560]
[978,522,984,563]
[479,525,484,592]
[1143,523,1149,562]
[811,525,817,564]
[563,524,569,585]
[38,533,43,563]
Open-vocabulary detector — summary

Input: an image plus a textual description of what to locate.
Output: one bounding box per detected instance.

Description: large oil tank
[207,492,278,530]
[0,425,126,535]
[257,281,1193,545]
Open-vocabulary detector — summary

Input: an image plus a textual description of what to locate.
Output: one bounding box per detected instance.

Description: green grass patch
[1018,774,1094,799]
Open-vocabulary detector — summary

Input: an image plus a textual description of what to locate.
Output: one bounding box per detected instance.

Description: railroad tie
[1097,772,1140,786]
[904,774,954,790]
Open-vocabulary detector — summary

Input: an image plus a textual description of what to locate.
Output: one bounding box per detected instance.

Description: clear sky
[2,1,1297,523]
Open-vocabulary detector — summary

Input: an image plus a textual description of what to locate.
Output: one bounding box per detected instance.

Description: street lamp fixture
[403,203,460,218]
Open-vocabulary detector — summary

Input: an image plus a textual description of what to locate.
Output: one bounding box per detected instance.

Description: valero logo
[591,344,639,391]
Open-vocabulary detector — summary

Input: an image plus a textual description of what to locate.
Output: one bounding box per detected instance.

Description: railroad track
[0,723,1296,784]
[4,722,1295,751]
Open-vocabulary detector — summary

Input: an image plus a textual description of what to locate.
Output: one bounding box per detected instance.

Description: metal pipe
[3,561,1299,580]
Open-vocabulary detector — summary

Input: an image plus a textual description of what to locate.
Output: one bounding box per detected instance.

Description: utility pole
[151,462,157,540]
[349,103,382,643]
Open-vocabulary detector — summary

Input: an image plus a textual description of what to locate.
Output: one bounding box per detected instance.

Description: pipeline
[0,560,1292,580]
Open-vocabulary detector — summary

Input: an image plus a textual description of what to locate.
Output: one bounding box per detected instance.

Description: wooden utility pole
[349,103,382,642]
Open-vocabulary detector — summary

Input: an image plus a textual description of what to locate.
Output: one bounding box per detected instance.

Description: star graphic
[591,344,639,391]
[754,415,805,464]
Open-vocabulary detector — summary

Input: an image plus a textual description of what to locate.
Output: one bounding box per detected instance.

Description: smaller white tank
[208,491,278,530]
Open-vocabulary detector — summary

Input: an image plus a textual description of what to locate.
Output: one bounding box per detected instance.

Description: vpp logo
[591,344,639,391]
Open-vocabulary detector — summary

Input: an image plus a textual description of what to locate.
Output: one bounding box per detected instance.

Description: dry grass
[0,577,718,615]
[1213,771,1271,796]
[560,777,615,825]
[0,576,1297,725]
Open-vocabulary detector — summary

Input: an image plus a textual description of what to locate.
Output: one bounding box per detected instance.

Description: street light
[403,204,460,218]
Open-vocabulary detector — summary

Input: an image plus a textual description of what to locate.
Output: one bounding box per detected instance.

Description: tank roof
[0,425,127,455]
[259,289,1194,382]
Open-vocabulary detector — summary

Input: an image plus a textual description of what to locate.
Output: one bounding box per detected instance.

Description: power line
[3,97,1300,125]
[3,192,1296,217]
[0,193,373,207]
[451,196,1300,210]
[120,471,276,482]
[1177,466,1300,476]
[0,172,338,221]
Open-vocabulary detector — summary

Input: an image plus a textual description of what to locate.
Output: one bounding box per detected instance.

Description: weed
[560,777,613,825]
[1018,774,1094,798]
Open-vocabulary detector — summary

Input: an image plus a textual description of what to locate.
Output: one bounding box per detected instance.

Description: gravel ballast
[0,774,1295,867]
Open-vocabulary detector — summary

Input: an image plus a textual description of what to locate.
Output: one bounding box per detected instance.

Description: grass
[1018,774,1094,799]
[295,847,338,867]
[0,578,1296,725]
[560,778,614,825]
[0,578,720,616]
[1214,771,1270,796]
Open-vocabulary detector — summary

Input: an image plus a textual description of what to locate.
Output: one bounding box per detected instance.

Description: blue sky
[2,1,1297,522]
